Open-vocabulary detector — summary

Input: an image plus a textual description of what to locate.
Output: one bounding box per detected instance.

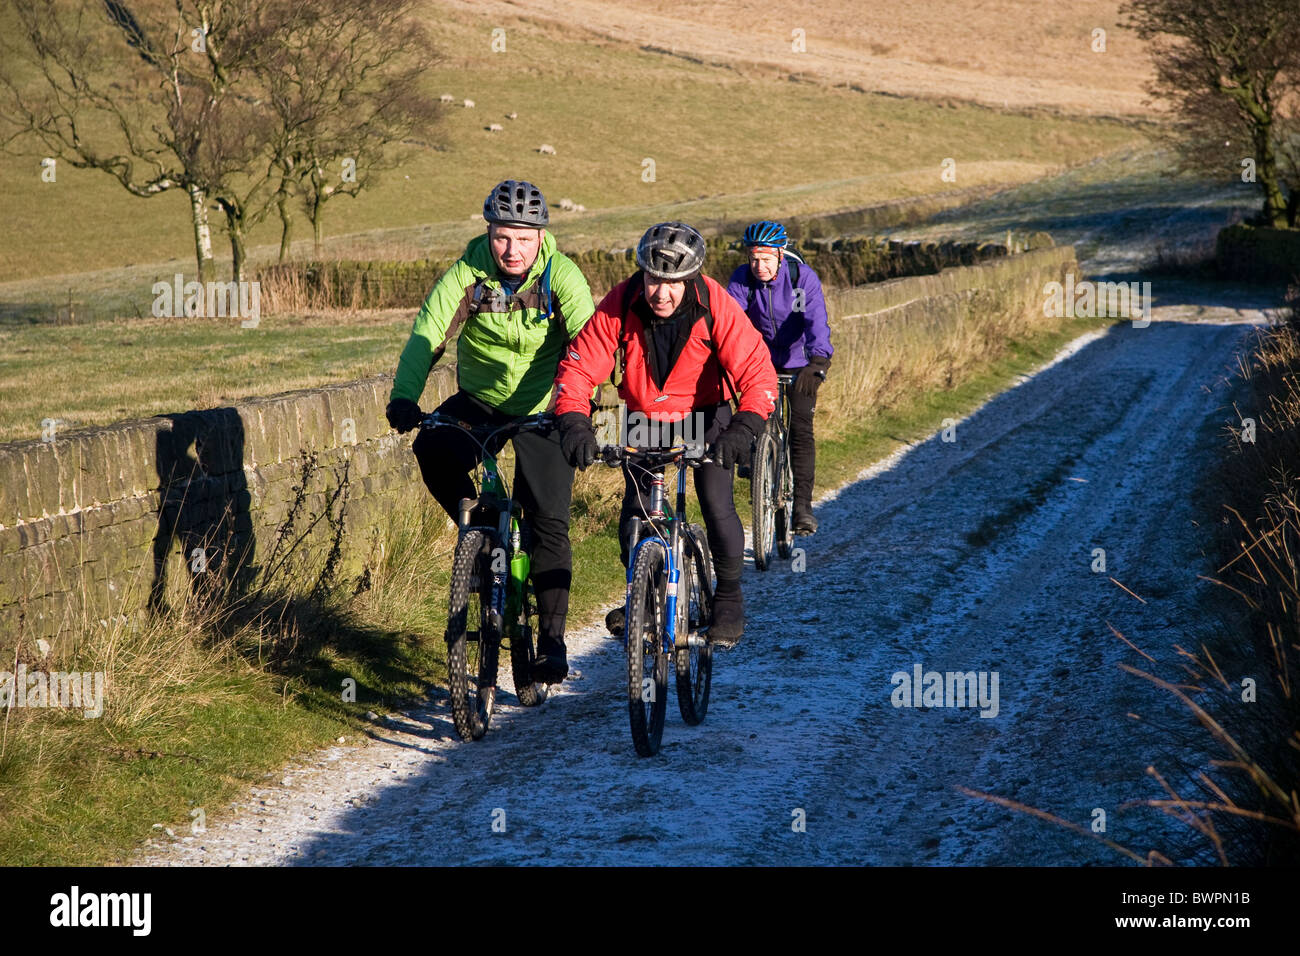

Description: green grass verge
[0,311,415,443]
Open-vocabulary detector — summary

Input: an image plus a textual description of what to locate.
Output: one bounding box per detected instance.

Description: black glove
[709,411,764,470]
[794,355,831,398]
[557,411,598,470]
[386,398,424,434]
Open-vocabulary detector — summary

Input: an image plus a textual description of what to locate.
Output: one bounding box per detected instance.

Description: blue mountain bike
[601,444,715,757]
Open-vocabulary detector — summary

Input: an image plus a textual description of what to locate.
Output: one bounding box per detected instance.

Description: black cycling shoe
[793,502,818,535]
[531,635,569,684]
[707,583,744,649]
[605,606,625,638]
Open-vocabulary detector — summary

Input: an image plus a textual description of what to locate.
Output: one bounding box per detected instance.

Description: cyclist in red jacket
[553,222,777,647]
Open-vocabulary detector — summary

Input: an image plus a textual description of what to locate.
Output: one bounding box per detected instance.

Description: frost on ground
[135,281,1273,866]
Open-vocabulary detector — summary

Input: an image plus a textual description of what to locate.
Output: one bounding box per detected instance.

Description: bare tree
[1,0,442,283]
[262,0,443,260]
[0,1,279,282]
[1124,0,1300,227]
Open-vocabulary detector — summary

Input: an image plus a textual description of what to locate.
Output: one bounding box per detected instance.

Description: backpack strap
[432,259,567,364]
[694,277,740,412]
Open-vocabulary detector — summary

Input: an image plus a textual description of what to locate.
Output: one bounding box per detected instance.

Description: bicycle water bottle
[510,523,530,590]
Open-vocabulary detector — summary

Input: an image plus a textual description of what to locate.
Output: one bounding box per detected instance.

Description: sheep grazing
[558,198,575,210]
[486,123,504,132]
[537,143,556,155]
[439,93,454,103]
[507,112,518,120]
[463,99,475,108]
[574,204,586,213]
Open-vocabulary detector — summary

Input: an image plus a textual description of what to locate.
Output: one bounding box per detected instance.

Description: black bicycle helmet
[635,221,706,281]
[483,180,549,227]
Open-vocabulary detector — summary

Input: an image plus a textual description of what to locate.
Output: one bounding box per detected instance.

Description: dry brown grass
[446,0,1158,116]
[816,283,1031,440]
[1157,298,1300,863]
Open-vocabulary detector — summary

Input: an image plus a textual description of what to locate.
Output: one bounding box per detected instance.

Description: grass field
[0,310,413,443]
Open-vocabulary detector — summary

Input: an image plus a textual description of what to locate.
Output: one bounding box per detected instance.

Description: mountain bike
[420,411,554,742]
[601,444,715,757]
[751,372,797,571]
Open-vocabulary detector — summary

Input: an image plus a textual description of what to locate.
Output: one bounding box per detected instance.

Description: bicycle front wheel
[675,526,714,725]
[751,432,777,571]
[446,530,500,741]
[627,542,669,757]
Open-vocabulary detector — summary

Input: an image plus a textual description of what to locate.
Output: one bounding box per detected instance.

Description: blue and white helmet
[742,220,788,248]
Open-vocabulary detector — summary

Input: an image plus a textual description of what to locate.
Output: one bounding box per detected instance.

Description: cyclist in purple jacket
[726,220,833,533]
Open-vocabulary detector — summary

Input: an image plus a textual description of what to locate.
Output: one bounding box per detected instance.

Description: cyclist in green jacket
[385,180,595,684]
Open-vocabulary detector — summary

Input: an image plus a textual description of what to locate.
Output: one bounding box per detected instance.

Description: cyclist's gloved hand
[709,411,764,470]
[794,355,831,398]
[386,398,424,434]
[557,411,598,470]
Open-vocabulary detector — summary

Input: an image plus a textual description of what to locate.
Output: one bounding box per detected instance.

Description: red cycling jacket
[554,274,778,422]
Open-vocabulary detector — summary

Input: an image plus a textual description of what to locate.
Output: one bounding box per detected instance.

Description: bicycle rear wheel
[627,542,669,757]
[675,527,714,725]
[508,575,548,707]
[751,433,777,571]
[446,530,500,741]
[775,438,795,560]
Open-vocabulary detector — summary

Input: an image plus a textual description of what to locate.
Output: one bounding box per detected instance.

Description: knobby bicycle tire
[446,530,499,741]
[675,526,714,725]
[627,542,669,757]
[775,431,795,560]
[751,432,777,571]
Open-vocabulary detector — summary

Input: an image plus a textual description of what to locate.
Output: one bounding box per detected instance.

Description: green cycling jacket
[390,231,595,416]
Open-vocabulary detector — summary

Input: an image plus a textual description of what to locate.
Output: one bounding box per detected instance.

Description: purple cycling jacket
[725,257,833,370]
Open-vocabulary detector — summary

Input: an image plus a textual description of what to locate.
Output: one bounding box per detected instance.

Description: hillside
[0,1,1149,286]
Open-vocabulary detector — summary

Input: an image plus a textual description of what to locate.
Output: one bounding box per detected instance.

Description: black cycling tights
[411,391,573,641]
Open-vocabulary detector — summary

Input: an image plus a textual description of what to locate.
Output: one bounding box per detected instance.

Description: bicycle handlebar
[776,369,826,385]
[599,444,714,469]
[419,411,554,451]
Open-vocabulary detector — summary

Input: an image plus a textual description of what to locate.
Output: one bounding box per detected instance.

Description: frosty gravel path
[137,291,1270,866]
